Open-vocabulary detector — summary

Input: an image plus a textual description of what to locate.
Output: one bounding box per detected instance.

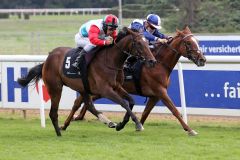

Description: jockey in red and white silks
[72,14,119,69]
[75,19,117,51]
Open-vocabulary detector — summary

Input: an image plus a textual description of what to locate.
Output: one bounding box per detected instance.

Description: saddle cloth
[62,48,82,79]
[62,47,100,79]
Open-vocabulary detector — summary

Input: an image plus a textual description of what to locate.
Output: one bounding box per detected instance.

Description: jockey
[129,14,169,45]
[72,14,119,69]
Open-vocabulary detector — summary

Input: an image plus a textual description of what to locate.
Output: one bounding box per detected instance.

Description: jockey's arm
[147,30,169,44]
[143,30,157,42]
[88,25,105,46]
[153,30,168,39]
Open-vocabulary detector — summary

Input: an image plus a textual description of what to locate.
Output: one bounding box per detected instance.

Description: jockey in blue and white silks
[129,14,169,44]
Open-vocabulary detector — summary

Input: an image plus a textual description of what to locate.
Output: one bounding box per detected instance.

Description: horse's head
[116,27,156,67]
[172,26,206,66]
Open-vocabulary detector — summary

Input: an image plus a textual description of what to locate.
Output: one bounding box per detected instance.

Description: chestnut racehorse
[65,26,206,136]
[17,27,156,136]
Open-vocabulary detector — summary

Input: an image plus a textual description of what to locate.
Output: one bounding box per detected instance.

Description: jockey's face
[145,22,156,33]
[106,26,116,36]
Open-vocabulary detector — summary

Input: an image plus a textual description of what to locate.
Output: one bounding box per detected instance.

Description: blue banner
[199,40,240,56]
[1,68,239,110]
[95,70,240,109]
[184,70,240,109]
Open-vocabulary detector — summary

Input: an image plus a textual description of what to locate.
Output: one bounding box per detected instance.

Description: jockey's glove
[105,37,113,45]
[157,38,168,44]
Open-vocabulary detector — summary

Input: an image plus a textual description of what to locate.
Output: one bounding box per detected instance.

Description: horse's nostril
[149,60,157,67]
[149,60,157,63]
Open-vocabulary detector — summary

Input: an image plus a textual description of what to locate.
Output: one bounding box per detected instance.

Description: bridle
[113,33,143,59]
[181,34,203,60]
[156,33,201,60]
[154,33,202,72]
[105,33,142,70]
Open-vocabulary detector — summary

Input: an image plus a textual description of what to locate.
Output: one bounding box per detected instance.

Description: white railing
[0,8,110,15]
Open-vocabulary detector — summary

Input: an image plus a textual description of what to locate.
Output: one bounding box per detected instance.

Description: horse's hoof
[188,130,198,136]
[116,122,124,131]
[73,115,84,121]
[60,126,66,131]
[136,123,144,131]
[108,122,117,128]
[56,131,62,136]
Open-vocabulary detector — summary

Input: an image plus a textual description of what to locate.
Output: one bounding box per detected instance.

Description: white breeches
[75,33,96,52]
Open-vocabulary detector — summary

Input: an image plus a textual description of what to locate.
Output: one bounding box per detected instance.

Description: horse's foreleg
[74,95,116,128]
[115,86,136,131]
[86,96,117,128]
[61,96,83,130]
[75,95,101,120]
[161,92,198,136]
[140,97,159,125]
[103,87,143,131]
[74,104,88,120]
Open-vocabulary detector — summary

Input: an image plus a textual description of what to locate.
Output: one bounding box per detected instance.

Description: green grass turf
[0,113,239,160]
[0,15,135,55]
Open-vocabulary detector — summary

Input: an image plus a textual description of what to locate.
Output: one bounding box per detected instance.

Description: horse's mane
[115,27,140,43]
[115,27,130,43]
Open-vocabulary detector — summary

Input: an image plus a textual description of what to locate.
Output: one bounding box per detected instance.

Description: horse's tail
[17,63,44,87]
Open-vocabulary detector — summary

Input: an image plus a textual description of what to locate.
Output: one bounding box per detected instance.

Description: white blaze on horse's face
[191,37,200,51]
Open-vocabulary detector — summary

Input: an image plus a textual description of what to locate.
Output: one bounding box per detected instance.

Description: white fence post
[38,79,46,128]
[177,62,188,124]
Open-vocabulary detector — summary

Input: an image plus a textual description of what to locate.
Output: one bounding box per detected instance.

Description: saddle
[124,58,145,95]
[62,47,101,94]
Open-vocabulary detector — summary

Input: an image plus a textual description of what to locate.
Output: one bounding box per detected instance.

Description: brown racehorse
[17,27,156,136]
[67,26,206,136]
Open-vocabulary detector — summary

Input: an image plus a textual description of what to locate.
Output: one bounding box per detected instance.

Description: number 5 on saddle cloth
[62,47,101,94]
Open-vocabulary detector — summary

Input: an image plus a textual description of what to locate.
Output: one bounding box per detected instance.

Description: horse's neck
[155,44,181,73]
[106,37,130,69]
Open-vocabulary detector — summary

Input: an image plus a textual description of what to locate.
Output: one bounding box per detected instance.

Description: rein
[113,39,132,57]
[114,33,144,58]
[105,36,135,71]
[154,34,195,72]
[156,34,195,59]
[105,34,141,70]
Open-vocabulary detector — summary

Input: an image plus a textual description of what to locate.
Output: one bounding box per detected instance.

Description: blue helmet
[146,14,162,29]
[130,22,144,32]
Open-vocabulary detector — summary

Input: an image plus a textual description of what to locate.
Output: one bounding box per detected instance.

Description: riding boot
[72,49,87,69]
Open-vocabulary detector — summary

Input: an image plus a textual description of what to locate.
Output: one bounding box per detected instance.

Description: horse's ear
[125,27,138,36]
[184,26,191,33]
[122,27,128,34]
[182,25,192,34]
[183,24,188,30]
[176,28,183,37]
[176,28,181,34]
